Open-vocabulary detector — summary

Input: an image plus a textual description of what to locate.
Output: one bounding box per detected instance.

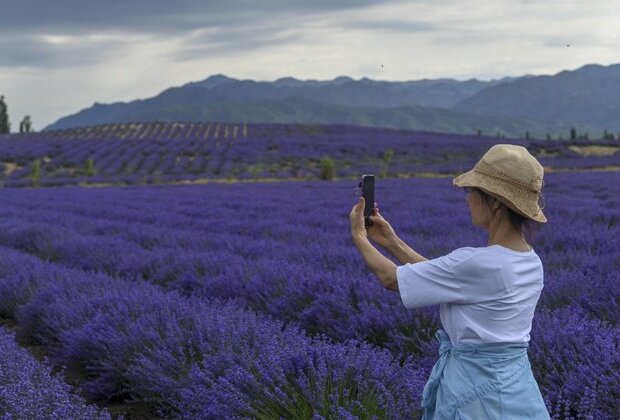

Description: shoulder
[443,246,518,279]
[441,246,482,267]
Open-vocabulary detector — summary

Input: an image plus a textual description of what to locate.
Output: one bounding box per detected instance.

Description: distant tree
[0,95,10,134]
[570,127,577,140]
[319,156,336,180]
[85,159,96,176]
[545,133,551,140]
[477,129,482,136]
[525,131,530,140]
[19,115,33,133]
[602,130,615,140]
[380,148,394,178]
[30,159,41,187]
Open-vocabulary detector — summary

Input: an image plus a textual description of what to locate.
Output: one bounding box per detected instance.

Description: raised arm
[365,203,428,264]
[349,197,427,291]
[384,236,429,265]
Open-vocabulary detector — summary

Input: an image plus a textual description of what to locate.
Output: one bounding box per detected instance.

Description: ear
[492,199,501,210]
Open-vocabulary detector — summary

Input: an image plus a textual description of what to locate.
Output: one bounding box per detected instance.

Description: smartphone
[360,174,375,226]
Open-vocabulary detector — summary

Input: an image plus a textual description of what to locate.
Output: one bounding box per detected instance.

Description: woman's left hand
[349,197,367,239]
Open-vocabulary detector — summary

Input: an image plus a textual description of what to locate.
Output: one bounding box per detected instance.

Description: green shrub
[30,159,41,187]
[319,156,336,180]
[85,159,96,176]
[380,148,394,178]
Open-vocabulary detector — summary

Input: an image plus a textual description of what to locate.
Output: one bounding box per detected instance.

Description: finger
[369,215,385,224]
[357,197,365,211]
[351,197,364,214]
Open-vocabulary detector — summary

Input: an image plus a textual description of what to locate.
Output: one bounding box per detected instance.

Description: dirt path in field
[568,145,620,157]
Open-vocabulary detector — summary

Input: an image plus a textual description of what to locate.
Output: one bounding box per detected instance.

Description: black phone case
[362,174,375,226]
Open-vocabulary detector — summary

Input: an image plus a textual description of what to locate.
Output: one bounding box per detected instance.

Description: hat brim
[454,169,547,223]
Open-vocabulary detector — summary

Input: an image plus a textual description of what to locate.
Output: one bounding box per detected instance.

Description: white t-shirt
[396,245,544,345]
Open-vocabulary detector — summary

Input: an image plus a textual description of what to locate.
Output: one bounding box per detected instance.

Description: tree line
[0,95,33,134]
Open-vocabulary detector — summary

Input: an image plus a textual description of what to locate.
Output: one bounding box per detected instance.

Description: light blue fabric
[421,329,550,419]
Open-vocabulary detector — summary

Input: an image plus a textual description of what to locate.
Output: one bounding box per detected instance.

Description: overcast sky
[1,0,618,129]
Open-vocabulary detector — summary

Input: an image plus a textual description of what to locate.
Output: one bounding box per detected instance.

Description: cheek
[468,199,477,219]
[468,195,476,211]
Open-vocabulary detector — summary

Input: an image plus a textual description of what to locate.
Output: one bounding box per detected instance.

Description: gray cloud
[342,18,438,33]
[0,0,402,35]
[172,28,308,61]
[0,0,404,70]
[0,34,122,68]
[2,0,618,129]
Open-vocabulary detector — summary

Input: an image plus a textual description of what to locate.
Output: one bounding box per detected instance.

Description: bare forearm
[385,236,428,265]
[353,234,398,290]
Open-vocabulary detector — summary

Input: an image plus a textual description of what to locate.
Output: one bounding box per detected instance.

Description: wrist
[385,236,402,252]
[352,231,369,245]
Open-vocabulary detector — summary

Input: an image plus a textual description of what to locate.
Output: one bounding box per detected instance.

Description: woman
[349,144,550,419]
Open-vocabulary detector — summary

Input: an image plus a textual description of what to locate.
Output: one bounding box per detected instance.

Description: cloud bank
[0,0,618,128]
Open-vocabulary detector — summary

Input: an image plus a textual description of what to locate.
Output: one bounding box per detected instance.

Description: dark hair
[473,188,542,243]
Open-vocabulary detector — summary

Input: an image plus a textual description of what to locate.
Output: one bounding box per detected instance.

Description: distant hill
[45,64,620,137]
[47,95,570,138]
[179,74,512,108]
[453,63,620,132]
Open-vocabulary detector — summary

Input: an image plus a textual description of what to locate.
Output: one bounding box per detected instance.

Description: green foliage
[30,159,41,187]
[319,156,336,180]
[602,130,616,140]
[19,115,33,133]
[0,95,10,134]
[151,170,163,185]
[85,159,96,176]
[247,163,265,178]
[380,148,394,178]
[244,370,383,420]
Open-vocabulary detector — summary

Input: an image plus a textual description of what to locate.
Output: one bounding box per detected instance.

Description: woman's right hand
[367,203,398,249]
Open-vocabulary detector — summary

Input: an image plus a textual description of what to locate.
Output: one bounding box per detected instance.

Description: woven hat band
[474,159,541,194]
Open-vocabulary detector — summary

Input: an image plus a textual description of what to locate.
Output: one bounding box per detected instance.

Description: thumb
[369,214,385,224]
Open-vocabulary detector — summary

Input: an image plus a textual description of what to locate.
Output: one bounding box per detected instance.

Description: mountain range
[46,63,620,138]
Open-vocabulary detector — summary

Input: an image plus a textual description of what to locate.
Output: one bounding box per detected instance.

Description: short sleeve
[396,248,476,309]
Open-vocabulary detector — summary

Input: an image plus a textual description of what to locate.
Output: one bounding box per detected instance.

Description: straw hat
[453,144,547,223]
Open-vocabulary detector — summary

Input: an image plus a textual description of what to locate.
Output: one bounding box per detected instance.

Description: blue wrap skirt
[421,330,550,419]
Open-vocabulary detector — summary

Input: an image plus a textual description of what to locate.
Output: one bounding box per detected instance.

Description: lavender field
[1,122,619,187]
[0,169,618,418]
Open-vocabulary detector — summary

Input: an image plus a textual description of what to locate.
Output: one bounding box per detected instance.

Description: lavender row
[0,179,491,356]
[0,173,618,334]
[0,246,427,418]
[529,306,620,419]
[1,122,619,187]
[0,326,110,419]
[0,172,618,417]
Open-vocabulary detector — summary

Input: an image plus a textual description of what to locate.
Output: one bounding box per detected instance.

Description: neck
[486,213,529,250]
